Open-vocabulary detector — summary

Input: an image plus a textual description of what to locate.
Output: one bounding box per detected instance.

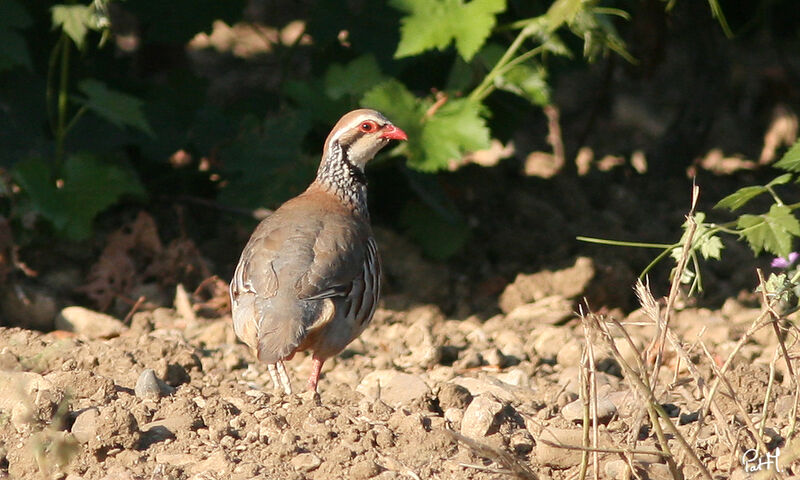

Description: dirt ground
[0,250,798,479]
[3,4,800,479]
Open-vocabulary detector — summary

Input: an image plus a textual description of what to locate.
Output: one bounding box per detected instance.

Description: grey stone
[437,382,472,410]
[535,427,584,468]
[460,394,503,438]
[56,306,126,339]
[135,369,175,399]
[290,452,322,472]
[71,408,100,444]
[356,370,430,407]
[561,396,617,424]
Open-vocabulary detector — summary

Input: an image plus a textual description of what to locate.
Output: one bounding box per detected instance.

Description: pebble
[444,407,463,427]
[481,348,508,368]
[556,341,583,368]
[535,427,584,467]
[437,382,472,410]
[135,369,175,399]
[155,453,195,466]
[557,367,618,395]
[505,296,575,325]
[528,326,574,361]
[356,370,430,407]
[460,394,503,438]
[71,408,101,444]
[350,459,381,480]
[498,257,595,312]
[509,429,535,454]
[604,459,630,479]
[0,371,62,433]
[188,450,231,475]
[492,330,527,362]
[55,306,126,339]
[450,376,517,403]
[453,350,483,369]
[290,452,322,472]
[495,368,529,388]
[560,396,617,424]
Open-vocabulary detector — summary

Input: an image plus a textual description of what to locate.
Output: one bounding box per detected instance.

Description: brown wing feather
[229,189,373,363]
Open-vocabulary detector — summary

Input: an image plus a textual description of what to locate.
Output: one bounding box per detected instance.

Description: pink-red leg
[307,355,325,391]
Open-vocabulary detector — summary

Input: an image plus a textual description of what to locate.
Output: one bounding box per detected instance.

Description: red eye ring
[359,120,378,133]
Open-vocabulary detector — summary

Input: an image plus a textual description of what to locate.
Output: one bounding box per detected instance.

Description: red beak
[380,124,408,141]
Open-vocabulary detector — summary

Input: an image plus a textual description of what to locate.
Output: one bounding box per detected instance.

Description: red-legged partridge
[229,109,407,393]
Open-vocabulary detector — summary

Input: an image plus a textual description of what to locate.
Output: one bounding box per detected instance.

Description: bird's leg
[267,362,293,394]
[276,360,292,394]
[267,363,281,391]
[307,355,325,392]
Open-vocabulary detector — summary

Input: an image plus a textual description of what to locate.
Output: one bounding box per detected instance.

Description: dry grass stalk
[535,439,668,458]
[635,280,736,452]
[578,334,591,480]
[689,310,776,448]
[647,184,699,393]
[446,430,538,480]
[756,269,798,387]
[590,314,713,480]
[686,270,793,453]
[698,341,770,455]
[586,320,600,480]
[577,311,600,480]
[759,347,780,442]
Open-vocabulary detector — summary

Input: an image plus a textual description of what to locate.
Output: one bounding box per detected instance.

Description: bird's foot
[268,362,292,394]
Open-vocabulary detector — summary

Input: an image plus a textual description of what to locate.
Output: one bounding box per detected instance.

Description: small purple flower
[771,252,799,269]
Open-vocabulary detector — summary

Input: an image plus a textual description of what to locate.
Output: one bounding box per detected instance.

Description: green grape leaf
[714,186,766,211]
[738,204,800,258]
[496,63,551,106]
[361,79,424,138]
[51,4,92,49]
[76,79,154,136]
[767,172,793,186]
[362,81,491,171]
[699,235,724,260]
[715,173,794,211]
[391,0,506,61]
[325,55,388,100]
[417,99,490,171]
[670,212,724,261]
[774,139,800,172]
[13,154,146,240]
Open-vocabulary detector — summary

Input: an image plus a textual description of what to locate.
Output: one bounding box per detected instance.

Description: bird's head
[323,109,407,171]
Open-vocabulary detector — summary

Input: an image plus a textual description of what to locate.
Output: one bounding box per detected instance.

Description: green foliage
[773,140,800,172]
[51,4,93,49]
[670,213,724,262]
[0,0,735,260]
[76,80,154,136]
[737,205,800,258]
[0,0,33,72]
[400,201,470,260]
[362,82,491,171]
[217,110,316,209]
[392,0,506,61]
[13,154,145,240]
[714,173,792,211]
[581,137,800,293]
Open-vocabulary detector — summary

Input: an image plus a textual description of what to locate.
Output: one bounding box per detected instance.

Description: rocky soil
[1,256,798,480]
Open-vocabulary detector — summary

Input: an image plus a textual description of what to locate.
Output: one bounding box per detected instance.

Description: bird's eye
[359,121,378,133]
